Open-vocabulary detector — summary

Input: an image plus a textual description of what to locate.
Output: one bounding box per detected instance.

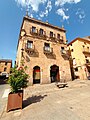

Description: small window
[86,59,89,63]
[5,62,7,65]
[71,44,72,46]
[50,31,53,37]
[61,47,64,50]
[39,29,43,35]
[84,42,86,45]
[27,41,33,49]
[57,34,60,39]
[82,45,85,48]
[4,67,7,71]
[45,43,50,47]
[75,67,78,71]
[71,49,73,52]
[32,26,36,33]
[87,47,89,49]
[44,43,50,51]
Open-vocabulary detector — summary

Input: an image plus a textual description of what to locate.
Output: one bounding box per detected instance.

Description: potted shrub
[7,66,28,112]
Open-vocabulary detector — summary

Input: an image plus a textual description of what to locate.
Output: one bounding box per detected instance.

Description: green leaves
[8,66,28,93]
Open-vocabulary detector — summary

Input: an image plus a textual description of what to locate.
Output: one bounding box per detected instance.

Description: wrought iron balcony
[25,44,35,52]
[50,36,56,41]
[30,28,38,36]
[30,28,47,39]
[43,47,53,54]
[39,32,47,39]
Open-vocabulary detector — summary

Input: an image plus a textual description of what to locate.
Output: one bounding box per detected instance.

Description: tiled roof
[0,59,12,63]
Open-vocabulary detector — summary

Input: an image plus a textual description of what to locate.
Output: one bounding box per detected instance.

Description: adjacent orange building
[0,59,12,77]
[68,36,90,80]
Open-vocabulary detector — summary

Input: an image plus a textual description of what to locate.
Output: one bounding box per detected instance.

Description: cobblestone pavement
[0,84,10,117]
[1,80,90,120]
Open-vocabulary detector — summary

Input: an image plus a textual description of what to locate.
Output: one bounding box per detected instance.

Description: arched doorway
[33,66,40,84]
[50,65,60,83]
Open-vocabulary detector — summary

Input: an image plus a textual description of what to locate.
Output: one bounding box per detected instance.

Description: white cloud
[47,0,52,12]
[39,9,48,18]
[39,0,52,18]
[15,0,47,12]
[55,0,81,6]
[76,8,85,23]
[15,0,85,23]
[56,8,69,20]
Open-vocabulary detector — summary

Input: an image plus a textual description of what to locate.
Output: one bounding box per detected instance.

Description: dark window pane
[44,43,50,51]
[32,26,36,33]
[75,67,78,71]
[4,67,7,71]
[39,29,43,35]
[27,41,33,48]
[5,62,7,65]
[61,47,64,50]
[50,31,53,37]
[57,34,60,39]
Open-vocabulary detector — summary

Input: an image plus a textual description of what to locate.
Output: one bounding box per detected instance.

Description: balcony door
[50,65,60,83]
[27,41,33,49]
[44,43,50,51]
[33,66,40,84]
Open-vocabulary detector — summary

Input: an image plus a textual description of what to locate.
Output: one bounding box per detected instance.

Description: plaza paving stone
[1,80,90,120]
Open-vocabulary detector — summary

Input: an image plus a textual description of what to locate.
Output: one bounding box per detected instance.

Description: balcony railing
[50,36,56,41]
[49,36,65,44]
[43,47,53,54]
[25,44,35,52]
[39,31,47,39]
[30,28,47,39]
[30,28,38,36]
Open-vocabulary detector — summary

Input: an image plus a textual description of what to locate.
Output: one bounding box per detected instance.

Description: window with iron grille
[32,26,36,33]
[50,31,53,37]
[27,41,33,49]
[44,43,50,51]
[39,29,43,35]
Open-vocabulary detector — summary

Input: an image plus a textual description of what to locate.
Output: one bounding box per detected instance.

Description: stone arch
[50,64,60,83]
[33,66,41,84]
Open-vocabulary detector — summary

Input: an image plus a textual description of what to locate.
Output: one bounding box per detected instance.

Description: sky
[0,0,90,66]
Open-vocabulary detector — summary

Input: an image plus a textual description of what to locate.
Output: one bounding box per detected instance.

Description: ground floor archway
[50,65,60,83]
[33,66,40,84]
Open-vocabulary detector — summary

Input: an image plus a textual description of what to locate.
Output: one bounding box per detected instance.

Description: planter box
[7,90,23,112]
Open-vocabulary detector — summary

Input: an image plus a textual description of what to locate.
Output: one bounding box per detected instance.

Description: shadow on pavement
[23,94,47,109]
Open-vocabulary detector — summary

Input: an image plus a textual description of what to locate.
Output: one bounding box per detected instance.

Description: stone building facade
[0,59,12,76]
[68,36,90,80]
[16,16,71,85]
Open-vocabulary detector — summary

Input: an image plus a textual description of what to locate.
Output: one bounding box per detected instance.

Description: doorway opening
[33,66,40,84]
[50,65,60,83]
